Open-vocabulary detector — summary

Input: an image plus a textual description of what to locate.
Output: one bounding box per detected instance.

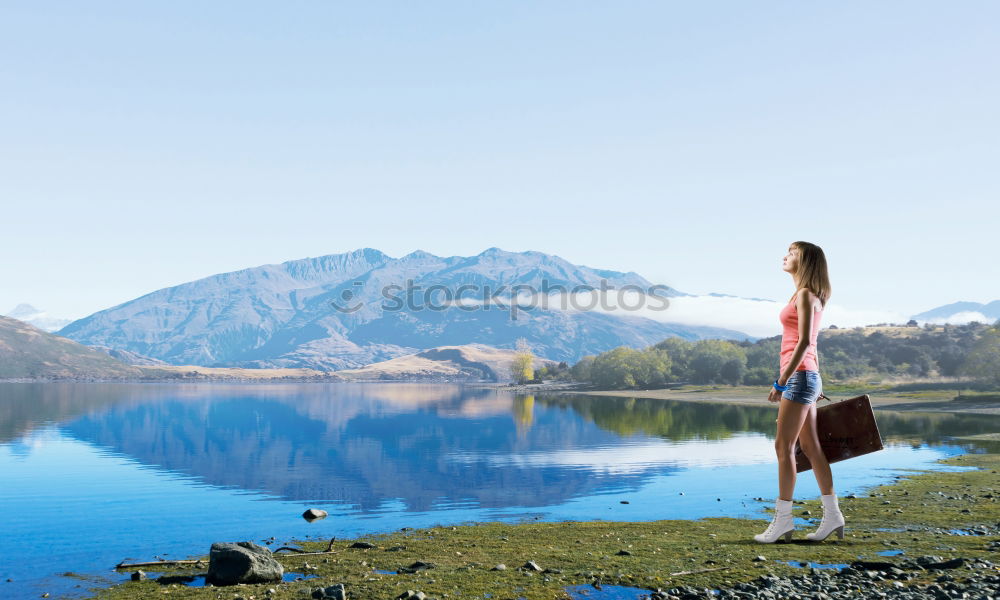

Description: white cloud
[447,289,991,338]
[920,311,996,326]
[533,291,908,338]
[659,296,912,338]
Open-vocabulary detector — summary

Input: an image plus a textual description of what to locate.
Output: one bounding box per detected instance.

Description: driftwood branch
[274,537,337,556]
[115,559,202,569]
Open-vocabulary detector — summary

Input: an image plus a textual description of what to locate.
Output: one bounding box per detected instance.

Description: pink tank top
[779,291,822,373]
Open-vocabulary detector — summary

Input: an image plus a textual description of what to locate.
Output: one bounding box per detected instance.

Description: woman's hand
[768,385,784,403]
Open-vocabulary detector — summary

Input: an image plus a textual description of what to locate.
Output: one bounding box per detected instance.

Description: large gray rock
[207,541,283,585]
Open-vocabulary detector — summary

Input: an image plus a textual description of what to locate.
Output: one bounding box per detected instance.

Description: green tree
[688,339,747,385]
[590,346,640,388]
[583,346,672,389]
[653,337,693,381]
[960,325,1000,387]
[570,355,595,382]
[743,338,780,385]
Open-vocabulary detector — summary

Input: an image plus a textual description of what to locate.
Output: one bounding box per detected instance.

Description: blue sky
[2,1,998,322]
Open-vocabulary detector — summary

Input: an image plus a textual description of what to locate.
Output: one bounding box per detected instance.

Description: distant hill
[58,247,750,369]
[0,315,555,383]
[3,304,72,332]
[911,300,1000,324]
[335,344,557,382]
[0,316,142,380]
[0,314,345,381]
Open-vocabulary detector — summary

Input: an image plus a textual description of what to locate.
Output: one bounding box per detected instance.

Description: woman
[754,241,845,544]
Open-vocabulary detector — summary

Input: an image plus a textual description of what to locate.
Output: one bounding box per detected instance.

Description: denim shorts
[781,369,823,405]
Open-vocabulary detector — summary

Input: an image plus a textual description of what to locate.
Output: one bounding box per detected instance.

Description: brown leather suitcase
[794,394,884,473]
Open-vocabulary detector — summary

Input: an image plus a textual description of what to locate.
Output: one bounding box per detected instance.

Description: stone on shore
[398,561,436,574]
[522,560,543,571]
[206,541,283,585]
[312,583,346,600]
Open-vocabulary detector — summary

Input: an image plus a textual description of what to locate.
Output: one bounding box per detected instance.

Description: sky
[2,1,998,326]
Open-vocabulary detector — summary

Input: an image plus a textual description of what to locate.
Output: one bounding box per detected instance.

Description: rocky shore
[87,450,999,600]
[650,555,999,600]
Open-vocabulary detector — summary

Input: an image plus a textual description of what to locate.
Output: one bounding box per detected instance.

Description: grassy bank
[93,452,1000,600]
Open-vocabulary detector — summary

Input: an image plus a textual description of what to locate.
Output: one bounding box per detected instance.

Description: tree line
[551,321,1000,389]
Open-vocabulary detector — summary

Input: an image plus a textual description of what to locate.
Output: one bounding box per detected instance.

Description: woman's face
[782,245,799,274]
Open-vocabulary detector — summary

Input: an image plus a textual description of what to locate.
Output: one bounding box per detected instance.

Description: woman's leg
[775,397,811,500]
[797,403,834,495]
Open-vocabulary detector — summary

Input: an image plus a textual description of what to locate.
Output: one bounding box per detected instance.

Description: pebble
[522,560,544,572]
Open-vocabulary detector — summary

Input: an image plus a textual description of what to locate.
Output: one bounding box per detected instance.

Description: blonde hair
[791,241,831,308]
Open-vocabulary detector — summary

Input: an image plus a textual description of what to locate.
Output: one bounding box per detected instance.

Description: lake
[1,382,996,599]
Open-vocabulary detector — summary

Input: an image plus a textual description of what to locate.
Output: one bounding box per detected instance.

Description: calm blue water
[0,382,993,599]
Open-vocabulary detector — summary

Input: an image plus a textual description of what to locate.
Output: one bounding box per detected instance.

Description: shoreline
[90,450,1000,600]
[488,382,1000,415]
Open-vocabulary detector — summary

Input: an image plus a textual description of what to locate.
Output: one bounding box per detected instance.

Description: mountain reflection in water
[4,383,996,510]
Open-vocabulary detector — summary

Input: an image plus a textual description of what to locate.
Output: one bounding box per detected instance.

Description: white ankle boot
[754,498,794,543]
[805,493,846,541]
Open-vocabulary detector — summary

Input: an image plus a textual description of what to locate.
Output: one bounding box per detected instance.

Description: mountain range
[19,247,997,373]
[56,247,749,369]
